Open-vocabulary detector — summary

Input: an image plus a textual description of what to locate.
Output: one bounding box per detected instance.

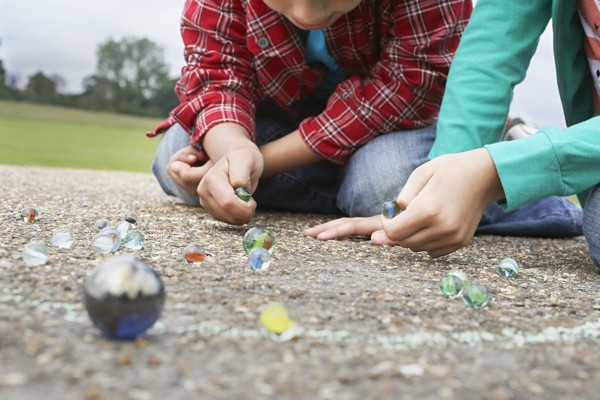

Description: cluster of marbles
[84,255,165,339]
[243,227,275,270]
[92,212,144,254]
[259,302,302,342]
[439,270,489,309]
[381,200,402,219]
[20,207,75,266]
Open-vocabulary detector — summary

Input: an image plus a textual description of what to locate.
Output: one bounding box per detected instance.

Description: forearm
[259,130,323,178]
[202,123,257,161]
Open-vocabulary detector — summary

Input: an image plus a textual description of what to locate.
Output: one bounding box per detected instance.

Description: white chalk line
[2,294,600,350]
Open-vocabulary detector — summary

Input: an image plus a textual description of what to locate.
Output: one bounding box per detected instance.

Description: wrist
[479,148,505,204]
[202,123,255,161]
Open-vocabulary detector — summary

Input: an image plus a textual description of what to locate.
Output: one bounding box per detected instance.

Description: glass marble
[94,219,110,231]
[248,247,271,270]
[462,283,489,309]
[20,207,38,223]
[22,241,50,266]
[123,212,138,226]
[497,258,519,278]
[439,275,464,298]
[234,187,252,202]
[51,228,74,249]
[381,200,402,219]
[183,244,206,263]
[116,221,134,239]
[93,227,121,254]
[259,302,302,342]
[123,230,144,250]
[243,227,275,255]
[84,255,165,339]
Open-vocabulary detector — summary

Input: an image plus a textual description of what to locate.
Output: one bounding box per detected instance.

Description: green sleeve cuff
[485,131,564,211]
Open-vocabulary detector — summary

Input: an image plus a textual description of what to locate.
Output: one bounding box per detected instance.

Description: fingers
[371,230,400,246]
[168,161,211,196]
[303,216,382,240]
[167,146,209,195]
[227,148,263,193]
[198,152,260,225]
[396,163,433,209]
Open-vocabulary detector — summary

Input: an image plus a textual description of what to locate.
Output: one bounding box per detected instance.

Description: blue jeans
[584,185,600,266]
[151,121,583,241]
[151,120,436,216]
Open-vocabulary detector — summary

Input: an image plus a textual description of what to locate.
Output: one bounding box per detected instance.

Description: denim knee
[151,124,200,207]
[337,125,436,217]
[583,185,600,267]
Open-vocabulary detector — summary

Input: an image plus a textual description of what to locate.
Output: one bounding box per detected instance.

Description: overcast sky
[0,0,565,128]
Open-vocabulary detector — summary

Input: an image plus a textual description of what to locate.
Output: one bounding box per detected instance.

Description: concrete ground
[1,165,600,400]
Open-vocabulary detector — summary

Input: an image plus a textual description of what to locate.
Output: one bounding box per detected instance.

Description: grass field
[0,100,164,172]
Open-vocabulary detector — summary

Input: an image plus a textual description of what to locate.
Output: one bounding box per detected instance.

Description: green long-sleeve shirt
[430,0,600,210]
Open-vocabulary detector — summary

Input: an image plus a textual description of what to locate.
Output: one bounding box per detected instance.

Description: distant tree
[25,71,59,102]
[0,38,12,99]
[84,37,173,116]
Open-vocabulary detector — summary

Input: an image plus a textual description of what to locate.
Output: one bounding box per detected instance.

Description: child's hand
[167,146,213,196]
[303,215,382,240]
[198,145,264,225]
[373,148,505,258]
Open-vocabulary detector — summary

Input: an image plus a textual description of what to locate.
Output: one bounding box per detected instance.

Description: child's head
[263,0,361,30]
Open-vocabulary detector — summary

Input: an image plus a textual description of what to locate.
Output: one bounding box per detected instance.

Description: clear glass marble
[84,255,165,339]
[20,207,38,223]
[381,200,402,219]
[449,270,468,283]
[497,258,519,278]
[51,228,74,249]
[243,227,275,255]
[94,219,109,231]
[183,244,206,263]
[22,241,49,266]
[93,227,121,254]
[248,247,271,270]
[234,187,252,202]
[123,212,138,226]
[123,230,144,250]
[462,283,489,309]
[439,275,464,298]
[116,221,134,239]
[259,302,302,342]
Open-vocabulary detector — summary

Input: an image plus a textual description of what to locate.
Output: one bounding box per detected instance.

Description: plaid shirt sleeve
[299,0,471,164]
[147,0,257,147]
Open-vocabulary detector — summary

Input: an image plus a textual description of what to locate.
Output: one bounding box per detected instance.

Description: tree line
[0,37,179,118]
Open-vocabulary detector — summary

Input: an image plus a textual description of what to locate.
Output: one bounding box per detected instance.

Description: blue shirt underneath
[301,29,347,93]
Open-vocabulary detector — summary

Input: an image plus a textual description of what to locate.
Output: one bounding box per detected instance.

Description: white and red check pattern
[148,0,472,165]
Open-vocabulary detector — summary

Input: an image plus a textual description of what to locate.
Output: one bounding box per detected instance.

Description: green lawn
[0,100,164,172]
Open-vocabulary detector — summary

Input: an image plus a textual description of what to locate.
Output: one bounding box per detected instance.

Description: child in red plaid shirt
[149,0,472,225]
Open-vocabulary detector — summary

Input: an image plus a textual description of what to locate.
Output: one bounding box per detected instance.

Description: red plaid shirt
[148,0,472,165]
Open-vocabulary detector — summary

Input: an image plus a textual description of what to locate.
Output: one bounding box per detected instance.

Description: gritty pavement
[1,165,600,400]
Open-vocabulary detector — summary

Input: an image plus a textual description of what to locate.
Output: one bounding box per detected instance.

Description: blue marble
[248,247,271,270]
[84,255,165,339]
[381,200,401,219]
